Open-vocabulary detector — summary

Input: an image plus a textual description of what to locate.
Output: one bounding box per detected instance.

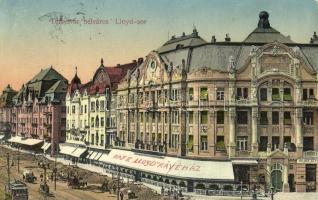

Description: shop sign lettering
[112,154,201,172]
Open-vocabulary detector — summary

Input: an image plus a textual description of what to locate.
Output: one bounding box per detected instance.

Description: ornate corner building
[63,59,138,160]
[116,11,318,192]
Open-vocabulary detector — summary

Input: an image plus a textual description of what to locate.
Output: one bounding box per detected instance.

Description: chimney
[117,64,120,67]
[182,32,186,37]
[132,60,137,63]
[225,33,231,42]
[310,31,318,44]
[137,57,143,65]
[211,35,216,43]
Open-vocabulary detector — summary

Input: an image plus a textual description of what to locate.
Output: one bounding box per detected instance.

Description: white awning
[72,147,87,158]
[8,136,43,146]
[89,151,98,160]
[41,143,51,151]
[0,135,5,140]
[232,159,258,165]
[59,144,77,156]
[95,152,103,160]
[86,151,94,159]
[99,149,234,181]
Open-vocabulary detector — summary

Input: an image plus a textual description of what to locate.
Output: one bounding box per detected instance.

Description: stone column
[228,107,236,158]
[295,108,303,155]
[251,107,259,155]
[283,164,289,192]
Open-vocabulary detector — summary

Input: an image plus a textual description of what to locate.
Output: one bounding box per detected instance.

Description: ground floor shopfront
[231,150,318,193]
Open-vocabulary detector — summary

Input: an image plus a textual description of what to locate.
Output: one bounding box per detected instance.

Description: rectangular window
[164,112,168,124]
[72,105,75,114]
[259,136,268,151]
[303,137,314,151]
[272,111,279,125]
[188,135,193,152]
[283,136,291,150]
[260,88,267,101]
[216,111,224,124]
[158,112,162,123]
[284,112,292,125]
[272,136,280,150]
[200,111,208,124]
[188,111,193,124]
[172,111,179,124]
[283,88,292,101]
[101,117,104,127]
[84,105,87,113]
[200,135,208,151]
[303,88,315,100]
[237,111,248,124]
[91,102,95,111]
[200,87,208,101]
[237,136,248,151]
[216,88,224,100]
[188,88,194,101]
[303,111,314,125]
[216,136,225,151]
[237,88,249,100]
[100,101,105,110]
[91,117,94,127]
[260,111,268,125]
[272,88,280,101]
[171,89,179,101]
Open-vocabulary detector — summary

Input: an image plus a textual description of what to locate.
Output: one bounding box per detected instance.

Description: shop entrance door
[271,163,283,192]
[271,170,283,191]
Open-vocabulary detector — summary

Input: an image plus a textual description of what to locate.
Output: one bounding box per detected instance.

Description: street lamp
[270,186,274,200]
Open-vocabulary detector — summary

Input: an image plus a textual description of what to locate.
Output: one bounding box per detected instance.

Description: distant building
[0,85,17,140]
[10,67,68,155]
[62,59,137,162]
[116,11,318,192]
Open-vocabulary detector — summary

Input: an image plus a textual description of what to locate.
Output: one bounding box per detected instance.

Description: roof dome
[71,67,81,84]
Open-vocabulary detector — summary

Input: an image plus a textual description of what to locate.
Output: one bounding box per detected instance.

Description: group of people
[161,186,183,200]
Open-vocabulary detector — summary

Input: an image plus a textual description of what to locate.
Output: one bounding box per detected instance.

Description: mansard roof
[157,11,318,74]
[157,28,207,54]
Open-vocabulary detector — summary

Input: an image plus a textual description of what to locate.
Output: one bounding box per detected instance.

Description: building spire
[75,66,78,75]
[101,58,104,66]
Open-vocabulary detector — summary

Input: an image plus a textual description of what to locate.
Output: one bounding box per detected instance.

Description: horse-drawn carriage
[67,175,87,189]
[22,170,36,183]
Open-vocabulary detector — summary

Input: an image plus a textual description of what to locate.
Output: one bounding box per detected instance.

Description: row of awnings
[86,151,103,160]
[8,136,43,146]
[59,144,87,158]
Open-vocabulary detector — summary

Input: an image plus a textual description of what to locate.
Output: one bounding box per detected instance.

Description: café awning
[0,135,5,140]
[99,149,234,181]
[8,136,43,146]
[59,144,77,156]
[72,147,87,158]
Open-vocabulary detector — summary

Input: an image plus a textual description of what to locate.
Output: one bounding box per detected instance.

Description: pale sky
[0,0,318,92]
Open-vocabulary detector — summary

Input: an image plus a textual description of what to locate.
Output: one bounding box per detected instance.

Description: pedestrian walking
[120,191,124,200]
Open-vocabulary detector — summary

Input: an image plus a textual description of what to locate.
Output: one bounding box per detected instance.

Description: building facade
[64,59,138,161]
[0,85,17,140]
[116,11,318,192]
[10,67,68,155]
